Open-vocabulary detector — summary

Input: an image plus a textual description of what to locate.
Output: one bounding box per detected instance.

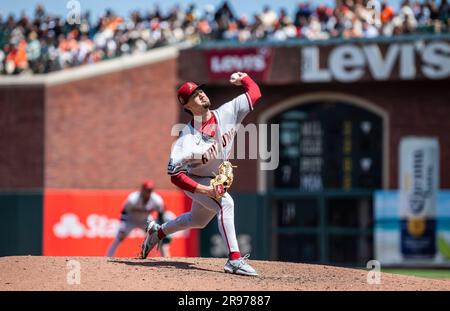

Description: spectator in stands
[1,1,449,75]
[213,1,236,40]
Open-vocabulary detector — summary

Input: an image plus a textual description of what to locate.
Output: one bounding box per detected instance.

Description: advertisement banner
[300,40,450,83]
[43,189,197,257]
[399,137,439,258]
[375,190,450,266]
[206,47,273,81]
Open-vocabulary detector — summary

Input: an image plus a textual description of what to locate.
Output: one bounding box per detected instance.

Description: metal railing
[197,33,450,49]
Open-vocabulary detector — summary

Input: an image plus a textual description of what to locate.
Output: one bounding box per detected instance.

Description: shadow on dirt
[108,259,223,274]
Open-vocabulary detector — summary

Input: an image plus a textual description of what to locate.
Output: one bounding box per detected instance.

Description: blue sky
[1,0,407,21]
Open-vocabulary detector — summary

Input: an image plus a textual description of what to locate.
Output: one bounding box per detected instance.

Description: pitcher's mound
[1,256,449,291]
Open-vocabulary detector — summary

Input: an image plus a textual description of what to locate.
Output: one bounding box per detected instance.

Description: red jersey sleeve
[171,172,198,193]
[241,75,262,108]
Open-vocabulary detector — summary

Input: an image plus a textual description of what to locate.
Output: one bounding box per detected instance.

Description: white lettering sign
[301,41,450,82]
[211,54,266,73]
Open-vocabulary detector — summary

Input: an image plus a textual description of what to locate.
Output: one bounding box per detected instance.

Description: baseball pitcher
[140,72,262,276]
[107,180,174,257]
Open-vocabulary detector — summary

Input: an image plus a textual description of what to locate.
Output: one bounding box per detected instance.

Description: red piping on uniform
[212,198,231,253]
[220,204,231,253]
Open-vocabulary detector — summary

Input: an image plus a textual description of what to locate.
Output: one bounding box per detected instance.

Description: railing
[197,32,450,49]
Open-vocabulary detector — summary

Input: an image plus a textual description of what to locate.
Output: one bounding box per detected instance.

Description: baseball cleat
[224,254,258,276]
[140,220,161,259]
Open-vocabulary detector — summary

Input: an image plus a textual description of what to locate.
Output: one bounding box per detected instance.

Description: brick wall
[45,59,179,189]
[0,86,45,189]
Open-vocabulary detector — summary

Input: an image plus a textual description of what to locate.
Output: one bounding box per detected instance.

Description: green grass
[382,269,450,280]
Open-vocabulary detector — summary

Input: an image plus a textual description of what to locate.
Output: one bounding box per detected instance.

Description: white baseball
[230,73,240,84]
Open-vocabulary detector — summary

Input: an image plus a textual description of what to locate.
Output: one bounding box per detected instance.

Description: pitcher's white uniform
[164,93,253,254]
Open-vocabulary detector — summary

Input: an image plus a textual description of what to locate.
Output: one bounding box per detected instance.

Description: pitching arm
[241,75,262,108]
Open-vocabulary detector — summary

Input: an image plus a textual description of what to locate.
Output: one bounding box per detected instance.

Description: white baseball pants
[161,190,239,254]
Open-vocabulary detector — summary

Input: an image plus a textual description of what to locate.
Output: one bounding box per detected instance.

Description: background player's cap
[141,179,155,190]
[177,82,205,105]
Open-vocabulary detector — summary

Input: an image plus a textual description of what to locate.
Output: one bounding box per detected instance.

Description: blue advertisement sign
[375,191,450,266]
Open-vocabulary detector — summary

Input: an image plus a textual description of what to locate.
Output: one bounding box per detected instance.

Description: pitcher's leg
[216,193,258,276]
[160,201,216,235]
[141,192,219,259]
[183,192,240,256]
[214,193,240,255]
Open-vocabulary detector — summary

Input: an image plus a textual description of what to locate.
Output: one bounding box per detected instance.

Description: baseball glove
[210,161,236,200]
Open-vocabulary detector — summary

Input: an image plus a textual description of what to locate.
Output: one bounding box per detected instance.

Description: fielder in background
[107,180,175,257]
[140,72,262,276]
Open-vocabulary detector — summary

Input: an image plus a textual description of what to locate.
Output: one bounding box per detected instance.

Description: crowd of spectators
[1,0,449,75]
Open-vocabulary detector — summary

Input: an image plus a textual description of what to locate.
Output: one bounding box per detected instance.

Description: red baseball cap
[141,179,155,190]
[177,82,205,105]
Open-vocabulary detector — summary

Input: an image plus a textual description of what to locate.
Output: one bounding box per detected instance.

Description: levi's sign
[207,48,272,81]
[301,41,450,82]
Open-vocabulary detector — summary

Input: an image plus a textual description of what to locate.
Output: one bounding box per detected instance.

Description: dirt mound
[1,256,449,291]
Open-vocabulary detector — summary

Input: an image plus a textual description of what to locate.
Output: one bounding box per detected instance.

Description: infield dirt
[1,256,450,291]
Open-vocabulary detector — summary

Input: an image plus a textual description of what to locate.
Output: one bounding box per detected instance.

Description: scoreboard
[272,102,383,191]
